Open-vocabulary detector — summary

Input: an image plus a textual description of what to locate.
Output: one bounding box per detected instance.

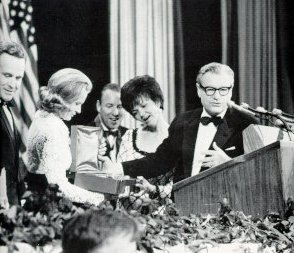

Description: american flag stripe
[10,30,39,98]
[22,75,37,104]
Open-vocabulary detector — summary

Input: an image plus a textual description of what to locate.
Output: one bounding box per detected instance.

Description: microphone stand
[241,103,294,141]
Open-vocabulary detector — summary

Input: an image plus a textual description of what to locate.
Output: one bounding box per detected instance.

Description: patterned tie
[200,116,223,126]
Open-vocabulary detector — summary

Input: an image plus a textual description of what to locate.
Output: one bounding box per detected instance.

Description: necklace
[132,129,151,156]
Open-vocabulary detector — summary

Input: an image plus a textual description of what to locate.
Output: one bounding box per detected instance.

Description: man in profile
[62,210,139,253]
[100,62,259,182]
[91,83,127,162]
[0,41,26,207]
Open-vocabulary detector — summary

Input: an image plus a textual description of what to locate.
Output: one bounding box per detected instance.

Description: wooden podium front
[173,141,294,217]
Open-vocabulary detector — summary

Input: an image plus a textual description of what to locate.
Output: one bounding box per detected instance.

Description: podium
[173,141,294,217]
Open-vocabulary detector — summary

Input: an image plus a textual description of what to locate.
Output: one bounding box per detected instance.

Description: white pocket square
[225,146,236,151]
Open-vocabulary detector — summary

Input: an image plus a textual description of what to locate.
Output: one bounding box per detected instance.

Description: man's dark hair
[121,75,164,115]
[62,209,138,253]
[98,83,121,101]
[0,41,25,59]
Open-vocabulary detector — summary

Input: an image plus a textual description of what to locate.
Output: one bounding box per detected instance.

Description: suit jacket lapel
[182,109,202,178]
[0,107,15,142]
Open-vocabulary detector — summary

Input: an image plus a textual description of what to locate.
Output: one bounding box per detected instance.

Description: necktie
[104,130,118,138]
[200,116,223,126]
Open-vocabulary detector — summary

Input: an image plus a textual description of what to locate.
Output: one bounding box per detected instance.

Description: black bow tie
[0,99,14,107]
[200,116,223,126]
[104,130,118,137]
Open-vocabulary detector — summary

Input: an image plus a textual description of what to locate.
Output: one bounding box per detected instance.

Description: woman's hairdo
[38,68,92,114]
[121,75,164,114]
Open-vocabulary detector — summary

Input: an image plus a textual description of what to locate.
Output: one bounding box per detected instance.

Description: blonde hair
[38,68,92,114]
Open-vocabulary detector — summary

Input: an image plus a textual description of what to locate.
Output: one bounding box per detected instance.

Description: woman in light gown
[117,75,173,202]
[26,68,104,206]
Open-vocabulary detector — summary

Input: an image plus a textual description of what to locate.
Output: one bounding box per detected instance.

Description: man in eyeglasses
[190,62,257,175]
[100,62,259,182]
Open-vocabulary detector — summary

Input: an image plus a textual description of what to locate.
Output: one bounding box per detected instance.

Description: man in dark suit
[0,41,26,206]
[100,63,259,183]
[91,83,127,162]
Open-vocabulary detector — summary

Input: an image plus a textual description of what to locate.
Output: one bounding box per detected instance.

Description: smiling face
[61,88,88,121]
[97,89,123,130]
[131,96,161,129]
[0,53,25,101]
[197,72,233,116]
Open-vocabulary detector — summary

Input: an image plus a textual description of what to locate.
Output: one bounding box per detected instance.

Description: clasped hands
[200,142,232,168]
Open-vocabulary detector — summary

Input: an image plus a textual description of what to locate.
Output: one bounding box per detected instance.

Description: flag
[0,0,39,166]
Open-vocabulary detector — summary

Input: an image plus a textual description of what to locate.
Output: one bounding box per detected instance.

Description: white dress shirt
[191,108,227,176]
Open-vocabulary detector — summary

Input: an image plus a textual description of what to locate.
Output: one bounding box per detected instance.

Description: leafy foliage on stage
[1,184,294,252]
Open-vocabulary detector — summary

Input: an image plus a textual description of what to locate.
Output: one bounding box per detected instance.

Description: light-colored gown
[26,110,104,206]
[117,128,173,198]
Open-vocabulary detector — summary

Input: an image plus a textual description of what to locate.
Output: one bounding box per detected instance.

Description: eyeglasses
[197,83,232,96]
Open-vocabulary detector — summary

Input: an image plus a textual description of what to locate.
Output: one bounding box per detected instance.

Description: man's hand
[200,142,231,168]
[97,140,123,175]
[98,137,108,157]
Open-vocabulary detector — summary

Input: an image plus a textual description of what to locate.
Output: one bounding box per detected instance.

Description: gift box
[74,172,136,195]
[70,125,136,195]
[70,125,103,173]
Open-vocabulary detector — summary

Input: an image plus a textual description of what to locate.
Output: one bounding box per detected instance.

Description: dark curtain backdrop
[31,0,293,122]
[276,0,294,113]
[173,0,186,114]
[222,0,294,112]
[176,0,222,111]
[32,0,222,120]
[32,0,110,126]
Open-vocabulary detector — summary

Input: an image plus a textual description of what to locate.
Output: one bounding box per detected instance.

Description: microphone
[227,101,257,117]
[272,108,283,116]
[241,103,275,117]
[274,114,294,124]
[274,118,287,128]
[272,108,294,119]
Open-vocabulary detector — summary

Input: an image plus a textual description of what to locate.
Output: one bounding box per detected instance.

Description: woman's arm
[38,128,104,206]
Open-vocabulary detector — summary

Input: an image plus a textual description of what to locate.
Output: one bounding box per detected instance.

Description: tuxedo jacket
[123,107,259,183]
[89,115,128,158]
[0,106,25,205]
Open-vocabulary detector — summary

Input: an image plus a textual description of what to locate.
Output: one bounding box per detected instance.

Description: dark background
[32,0,110,125]
[181,0,221,110]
